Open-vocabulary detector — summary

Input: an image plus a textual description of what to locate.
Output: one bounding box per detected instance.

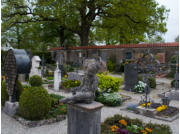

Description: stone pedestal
[67,101,103,134]
[3,101,19,116]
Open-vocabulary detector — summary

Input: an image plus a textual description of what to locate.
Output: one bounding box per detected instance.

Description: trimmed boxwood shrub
[29,75,42,87]
[97,74,123,93]
[19,86,51,120]
[1,81,8,106]
[148,77,156,88]
[96,93,122,106]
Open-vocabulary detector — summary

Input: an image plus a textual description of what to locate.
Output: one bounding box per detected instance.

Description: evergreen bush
[148,77,156,88]
[19,86,51,120]
[29,75,42,87]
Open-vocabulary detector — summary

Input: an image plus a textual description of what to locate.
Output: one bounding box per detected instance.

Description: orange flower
[110,125,119,132]
[141,130,147,134]
[119,119,127,126]
[145,128,152,133]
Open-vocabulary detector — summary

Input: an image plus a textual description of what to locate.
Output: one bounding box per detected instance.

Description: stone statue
[59,57,106,104]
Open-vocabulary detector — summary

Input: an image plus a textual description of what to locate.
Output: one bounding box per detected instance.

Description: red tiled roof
[49,42,179,51]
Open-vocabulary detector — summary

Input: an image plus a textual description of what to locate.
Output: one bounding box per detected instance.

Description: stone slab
[3,101,19,116]
[68,101,104,112]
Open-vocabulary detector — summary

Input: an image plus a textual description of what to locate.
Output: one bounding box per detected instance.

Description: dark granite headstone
[124,63,138,91]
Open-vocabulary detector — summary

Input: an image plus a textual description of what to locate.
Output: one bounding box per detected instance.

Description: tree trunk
[80,24,90,46]
[59,27,65,47]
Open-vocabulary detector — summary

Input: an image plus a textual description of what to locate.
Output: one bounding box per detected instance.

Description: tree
[2,0,169,48]
[175,35,179,42]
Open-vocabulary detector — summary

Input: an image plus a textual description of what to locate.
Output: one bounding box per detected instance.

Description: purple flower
[117,128,128,134]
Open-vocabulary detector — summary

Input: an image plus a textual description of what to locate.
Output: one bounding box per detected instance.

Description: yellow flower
[110,125,119,132]
[119,119,127,126]
[156,105,168,112]
[141,102,152,107]
[64,75,68,78]
[145,127,152,133]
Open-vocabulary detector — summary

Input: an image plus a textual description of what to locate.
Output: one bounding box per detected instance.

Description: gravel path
[2,77,179,134]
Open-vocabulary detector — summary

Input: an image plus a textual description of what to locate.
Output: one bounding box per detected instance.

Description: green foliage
[45,93,67,118]
[96,93,122,106]
[63,64,74,73]
[101,114,172,134]
[1,50,7,75]
[145,123,172,134]
[97,74,123,93]
[1,81,8,106]
[47,76,54,81]
[175,35,179,42]
[19,86,51,120]
[107,59,115,72]
[29,75,42,87]
[138,76,143,81]
[16,80,24,101]
[2,0,169,48]
[62,80,81,89]
[1,80,24,106]
[32,51,55,64]
[169,55,178,78]
[148,77,156,88]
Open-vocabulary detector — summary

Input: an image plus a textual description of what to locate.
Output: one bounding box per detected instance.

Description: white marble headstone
[29,56,41,77]
[54,62,61,91]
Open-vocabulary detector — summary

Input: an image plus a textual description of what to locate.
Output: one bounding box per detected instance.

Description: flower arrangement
[110,119,152,134]
[119,119,127,126]
[156,105,168,112]
[134,81,147,93]
[141,102,152,107]
[101,114,172,134]
[111,125,119,132]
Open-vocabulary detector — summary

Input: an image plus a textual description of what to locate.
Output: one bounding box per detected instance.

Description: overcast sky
[156,0,179,42]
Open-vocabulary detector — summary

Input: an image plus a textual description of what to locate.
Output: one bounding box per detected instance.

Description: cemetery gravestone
[29,56,41,77]
[124,63,138,91]
[4,49,31,116]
